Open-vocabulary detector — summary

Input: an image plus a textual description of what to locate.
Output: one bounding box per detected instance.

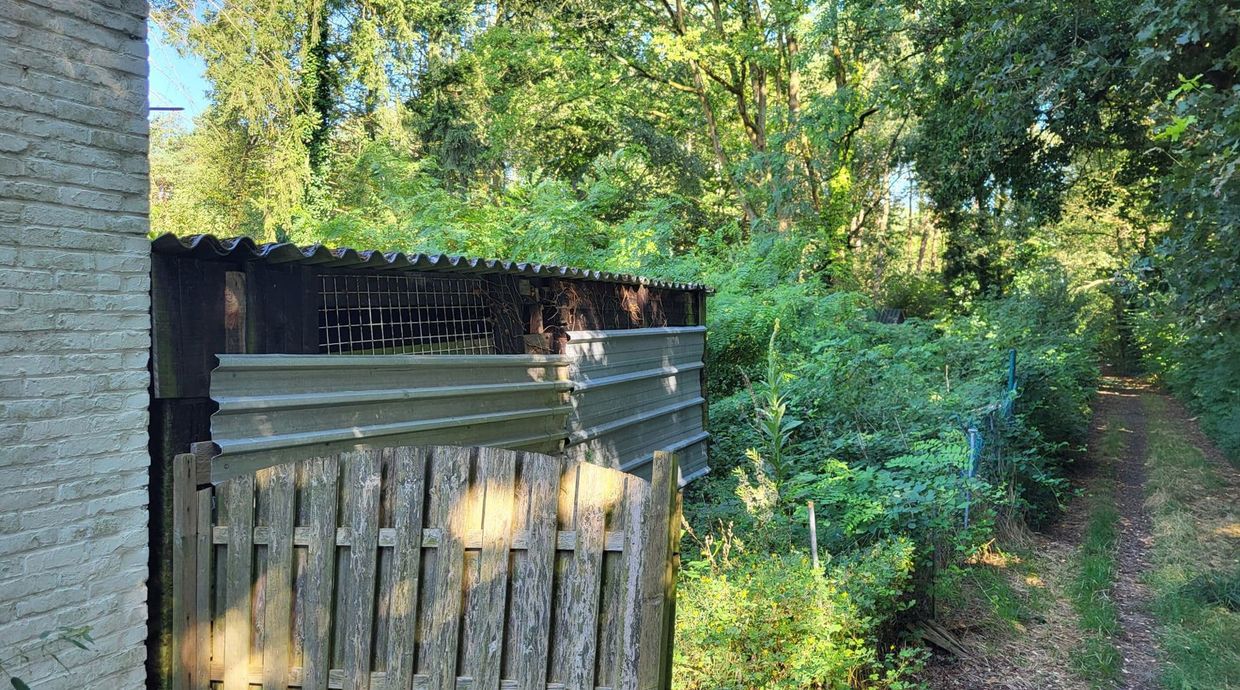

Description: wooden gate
[170,446,681,690]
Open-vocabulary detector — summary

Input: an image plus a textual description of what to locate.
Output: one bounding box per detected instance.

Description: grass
[942,543,1049,633]
[1143,394,1240,689]
[1067,418,1123,688]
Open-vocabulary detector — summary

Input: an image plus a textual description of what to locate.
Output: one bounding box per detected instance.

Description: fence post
[638,450,680,690]
[963,426,982,528]
[170,453,198,690]
[808,501,820,570]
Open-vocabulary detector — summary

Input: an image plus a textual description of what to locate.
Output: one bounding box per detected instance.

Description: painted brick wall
[0,0,151,687]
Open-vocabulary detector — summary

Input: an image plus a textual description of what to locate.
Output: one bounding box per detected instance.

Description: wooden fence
[170,445,681,690]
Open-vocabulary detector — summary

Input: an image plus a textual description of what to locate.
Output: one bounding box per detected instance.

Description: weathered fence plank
[173,444,680,690]
[384,446,428,690]
[341,452,382,690]
[260,463,295,690]
[636,450,679,690]
[302,455,340,690]
[425,447,471,690]
[472,447,516,690]
[564,462,610,690]
[510,451,559,690]
[616,474,649,690]
[221,473,255,690]
[170,453,197,690]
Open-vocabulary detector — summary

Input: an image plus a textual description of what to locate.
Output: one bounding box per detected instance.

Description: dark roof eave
[151,233,711,292]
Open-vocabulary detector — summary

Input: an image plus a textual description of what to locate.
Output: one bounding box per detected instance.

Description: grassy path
[1096,380,1161,688]
[924,377,1239,689]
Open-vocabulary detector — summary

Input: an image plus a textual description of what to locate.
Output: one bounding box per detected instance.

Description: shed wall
[206,353,573,482]
[0,0,150,686]
[564,327,710,483]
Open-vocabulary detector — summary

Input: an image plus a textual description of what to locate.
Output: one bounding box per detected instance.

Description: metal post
[964,425,982,528]
[1004,349,1017,418]
[807,501,820,569]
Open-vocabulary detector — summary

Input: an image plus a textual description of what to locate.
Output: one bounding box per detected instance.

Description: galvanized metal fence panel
[564,327,710,483]
[169,446,683,690]
[207,354,572,483]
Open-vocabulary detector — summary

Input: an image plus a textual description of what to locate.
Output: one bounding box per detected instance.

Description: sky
[147,21,210,124]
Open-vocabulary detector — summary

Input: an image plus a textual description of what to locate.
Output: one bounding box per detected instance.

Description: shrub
[674,540,921,690]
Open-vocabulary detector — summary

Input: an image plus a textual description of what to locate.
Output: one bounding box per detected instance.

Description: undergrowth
[673,243,1101,689]
[1142,395,1240,689]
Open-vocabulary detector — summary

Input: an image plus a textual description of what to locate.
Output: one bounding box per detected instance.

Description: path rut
[1095,379,1160,690]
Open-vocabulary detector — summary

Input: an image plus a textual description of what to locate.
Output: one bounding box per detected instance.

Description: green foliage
[145,0,1240,683]
[1143,394,1240,690]
[788,440,983,555]
[674,542,922,690]
[876,274,947,319]
[1132,294,1240,463]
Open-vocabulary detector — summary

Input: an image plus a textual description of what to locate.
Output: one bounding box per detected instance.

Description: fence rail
[171,446,681,690]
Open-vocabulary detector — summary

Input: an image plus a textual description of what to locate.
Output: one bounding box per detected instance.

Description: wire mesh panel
[319,273,496,355]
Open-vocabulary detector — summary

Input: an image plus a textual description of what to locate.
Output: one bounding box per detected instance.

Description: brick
[0,132,27,153]
[0,2,149,683]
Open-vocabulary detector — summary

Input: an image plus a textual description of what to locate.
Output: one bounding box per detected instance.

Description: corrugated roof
[151,233,708,291]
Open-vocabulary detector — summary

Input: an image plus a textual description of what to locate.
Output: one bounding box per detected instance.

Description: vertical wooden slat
[262,463,296,690]
[341,451,383,690]
[372,450,396,670]
[221,473,256,690]
[659,487,684,690]
[385,447,428,690]
[636,451,678,690]
[224,270,247,354]
[302,455,341,690]
[563,463,610,690]
[473,447,516,690]
[253,470,271,683]
[501,453,532,680]
[595,471,629,687]
[460,448,488,676]
[425,446,471,690]
[171,453,198,690]
[194,486,212,689]
[549,461,581,682]
[511,452,559,690]
[616,476,650,690]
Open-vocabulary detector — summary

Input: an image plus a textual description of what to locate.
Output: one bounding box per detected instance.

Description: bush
[878,273,947,318]
[674,541,922,690]
[1133,294,1240,462]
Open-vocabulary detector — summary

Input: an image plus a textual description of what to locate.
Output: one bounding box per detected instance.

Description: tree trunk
[673,0,759,226]
[785,31,822,215]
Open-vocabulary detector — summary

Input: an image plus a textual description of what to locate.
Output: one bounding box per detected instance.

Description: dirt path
[1095,379,1160,689]
[923,377,1171,689]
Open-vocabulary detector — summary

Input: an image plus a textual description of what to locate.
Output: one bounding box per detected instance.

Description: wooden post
[637,450,680,690]
[170,453,198,690]
[808,501,820,570]
[223,271,246,354]
[660,483,683,690]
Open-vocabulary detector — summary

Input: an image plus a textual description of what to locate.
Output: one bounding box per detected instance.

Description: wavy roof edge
[152,233,708,291]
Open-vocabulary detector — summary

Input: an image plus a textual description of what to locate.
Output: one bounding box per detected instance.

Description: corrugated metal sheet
[564,326,710,484]
[152,233,708,291]
[207,354,571,483]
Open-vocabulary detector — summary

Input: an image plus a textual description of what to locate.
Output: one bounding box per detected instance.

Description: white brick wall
[0,0,150,687]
